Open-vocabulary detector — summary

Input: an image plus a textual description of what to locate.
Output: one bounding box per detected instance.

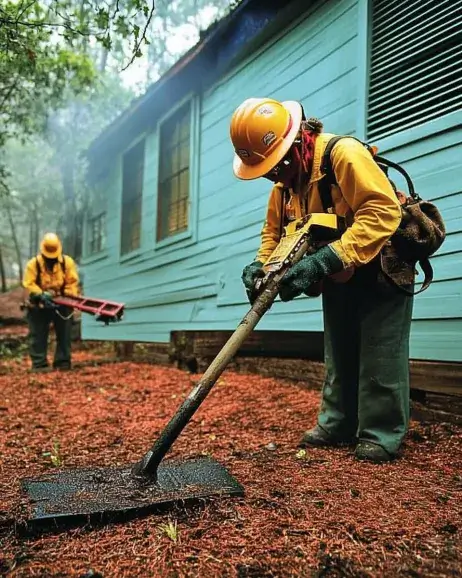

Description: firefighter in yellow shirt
[230,98,413,463]
[23,233,80,372]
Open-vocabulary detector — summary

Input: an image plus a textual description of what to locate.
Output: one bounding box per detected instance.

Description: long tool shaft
[135,237,311,478]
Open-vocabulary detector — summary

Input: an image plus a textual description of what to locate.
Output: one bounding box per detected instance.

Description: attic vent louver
[367,0,462,141]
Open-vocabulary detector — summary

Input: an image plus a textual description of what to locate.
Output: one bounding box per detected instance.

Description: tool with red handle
[52,295,124,324]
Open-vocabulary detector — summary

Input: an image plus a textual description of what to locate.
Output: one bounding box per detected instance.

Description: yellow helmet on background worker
[40,233,62,259]
[230,97,303,180]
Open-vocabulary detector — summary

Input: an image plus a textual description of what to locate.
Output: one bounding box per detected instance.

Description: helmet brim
[232,100,303,181]
[40,241,62,259]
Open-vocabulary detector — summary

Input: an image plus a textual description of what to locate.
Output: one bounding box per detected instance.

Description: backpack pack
[318,136,446,295]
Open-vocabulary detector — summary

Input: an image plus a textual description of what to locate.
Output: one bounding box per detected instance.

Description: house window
[157,101,191,241]
[367,0,462,140]
[121,139,145,255]
[88,213,106,254]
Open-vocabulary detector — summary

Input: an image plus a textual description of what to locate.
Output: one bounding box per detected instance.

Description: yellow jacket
[23,254,80,297]
[256,133,401,268]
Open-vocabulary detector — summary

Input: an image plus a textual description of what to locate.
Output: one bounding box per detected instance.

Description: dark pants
[318,262,414,455]
[27,307,73,369]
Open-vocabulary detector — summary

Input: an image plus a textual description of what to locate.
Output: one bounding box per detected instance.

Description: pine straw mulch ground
[0,351,461,578]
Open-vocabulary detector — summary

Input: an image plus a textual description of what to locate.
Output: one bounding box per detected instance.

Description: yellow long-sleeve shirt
[23,254,80,297]
[256,133,401,268]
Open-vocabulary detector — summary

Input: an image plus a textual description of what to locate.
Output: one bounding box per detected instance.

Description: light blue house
[83,0,462,364]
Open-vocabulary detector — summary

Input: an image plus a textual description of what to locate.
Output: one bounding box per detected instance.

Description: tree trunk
[59,157,80,257]
[5,198,23,282]
[29,214,34,257]
[28,203,40,255]
[34,206,40,254]
[99,47,109,73]
[0,244,7,292]
[97,0,117,72]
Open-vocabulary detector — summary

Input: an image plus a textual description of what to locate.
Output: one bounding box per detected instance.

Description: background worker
[230,97,412,464]
[23,232,80,372]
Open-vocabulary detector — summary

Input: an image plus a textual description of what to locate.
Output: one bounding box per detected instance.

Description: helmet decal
[257,105,274,116]
[237,148,250,158]
[262,131,276,147]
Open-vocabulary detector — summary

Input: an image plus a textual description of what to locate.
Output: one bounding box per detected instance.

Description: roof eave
[86,0,255,158]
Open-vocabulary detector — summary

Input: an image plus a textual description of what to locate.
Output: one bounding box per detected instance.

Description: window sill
[81,251,109,266]
[154,229,194,251]
[120,247,143,263]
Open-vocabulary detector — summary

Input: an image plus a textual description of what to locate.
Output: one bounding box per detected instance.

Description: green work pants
[27,307,73,369]
[317,263,414,455]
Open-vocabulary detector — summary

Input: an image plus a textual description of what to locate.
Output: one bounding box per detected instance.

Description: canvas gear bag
[318,136,446,295]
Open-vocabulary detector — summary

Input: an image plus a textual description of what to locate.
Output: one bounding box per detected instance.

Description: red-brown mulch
[0,352,461,578]
[0,325,29,337]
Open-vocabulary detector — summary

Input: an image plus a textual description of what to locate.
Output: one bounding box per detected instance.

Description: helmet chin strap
[290,123,319,193]
[276,117,322,190]
[292,139,304,194]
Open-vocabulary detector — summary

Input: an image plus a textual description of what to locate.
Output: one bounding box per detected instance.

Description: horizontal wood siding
[82,0,462,362]
[198,0,360,332]
[374,121,462,361]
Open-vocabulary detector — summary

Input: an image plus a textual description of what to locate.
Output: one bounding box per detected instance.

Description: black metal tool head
[19,457,243,534]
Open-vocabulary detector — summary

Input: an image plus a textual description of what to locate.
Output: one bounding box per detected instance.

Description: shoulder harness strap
[318,136,345,213]
[279,187,290,238]
[35,256,41,288]
[60,256,67,295]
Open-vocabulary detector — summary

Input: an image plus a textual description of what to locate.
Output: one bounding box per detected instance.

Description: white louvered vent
[367,0,462,140]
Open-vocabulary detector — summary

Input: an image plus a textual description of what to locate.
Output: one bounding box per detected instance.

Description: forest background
[0,0,236,290]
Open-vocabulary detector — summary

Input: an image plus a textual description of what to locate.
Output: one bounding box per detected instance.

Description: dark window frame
[88,212,106,255]
[156,100,192,243]
[121,138,145,256]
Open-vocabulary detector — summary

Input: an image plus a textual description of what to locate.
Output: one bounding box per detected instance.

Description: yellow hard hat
[40,232,62,259]
[230,98,303,180]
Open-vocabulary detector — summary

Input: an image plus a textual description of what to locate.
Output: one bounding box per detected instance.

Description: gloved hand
[29,292,42,304]
[278,245,345,302]
[241,260,265,303]
[40,291,55,307]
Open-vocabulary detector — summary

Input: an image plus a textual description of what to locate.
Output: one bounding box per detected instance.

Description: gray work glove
[40,291,55,307]
[241,260,265,303]
[278,245,344,302]
[29,292,42,305]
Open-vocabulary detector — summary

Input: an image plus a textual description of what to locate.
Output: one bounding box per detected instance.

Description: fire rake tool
[20,293,125,324]
[20,214,344,530]
[52,294,125,325]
